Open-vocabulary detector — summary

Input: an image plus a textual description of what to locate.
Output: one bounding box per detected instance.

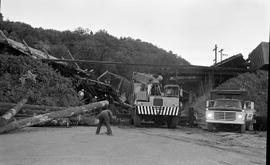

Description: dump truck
[205,88,256,133]
[132,72,183,128]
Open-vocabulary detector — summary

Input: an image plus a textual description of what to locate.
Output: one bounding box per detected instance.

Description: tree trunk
[0,100,109,134]
[0,102,66,115]
[0,98,28,127]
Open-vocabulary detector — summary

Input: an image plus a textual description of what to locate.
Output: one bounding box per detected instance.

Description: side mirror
[206,100,214,108]
[180,102,183,109]
[244,101,254,109]
[179,88,183,97]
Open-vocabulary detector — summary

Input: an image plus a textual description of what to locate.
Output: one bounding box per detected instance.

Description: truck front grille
[214,112,236,121]
[153,98,163,106]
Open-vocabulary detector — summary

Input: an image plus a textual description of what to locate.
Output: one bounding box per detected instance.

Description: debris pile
[0,30,133,134]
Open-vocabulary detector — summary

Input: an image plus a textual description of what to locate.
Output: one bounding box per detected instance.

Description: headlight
[206,112,214,119]
[237,114,243,119]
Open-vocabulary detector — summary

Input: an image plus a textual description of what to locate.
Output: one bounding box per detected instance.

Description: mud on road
[0,126,266,165]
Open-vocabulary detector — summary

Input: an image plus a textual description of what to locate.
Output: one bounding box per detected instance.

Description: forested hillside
[0,20,189,79]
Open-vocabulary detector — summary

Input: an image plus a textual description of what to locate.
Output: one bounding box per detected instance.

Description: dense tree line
[0,20,189,79]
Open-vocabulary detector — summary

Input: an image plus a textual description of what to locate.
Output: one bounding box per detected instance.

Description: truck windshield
[150,83,162,96]
[164,87,179,97]
[214,100,241,108]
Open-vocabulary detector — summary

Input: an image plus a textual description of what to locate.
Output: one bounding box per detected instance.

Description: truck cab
[133,72,182,128]
[205,88,256,133]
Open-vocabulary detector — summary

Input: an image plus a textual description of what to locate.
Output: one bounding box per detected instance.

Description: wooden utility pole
[219,49,228,62]
[0,0,3,21]
[213,44,218,64]
[219,49,224,62]
[208,72,213,90]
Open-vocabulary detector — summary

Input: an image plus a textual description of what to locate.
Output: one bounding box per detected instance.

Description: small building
[248,42,269,70]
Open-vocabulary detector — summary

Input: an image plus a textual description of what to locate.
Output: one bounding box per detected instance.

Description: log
[0,100,109,134]
[0,102,65,112]
[0,98,28,127]
[0,103,66,116]
[35,118,71,127]
[69,115,99,126]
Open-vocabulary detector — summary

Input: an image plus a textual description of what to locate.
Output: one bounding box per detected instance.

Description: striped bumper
[136,106,179,116]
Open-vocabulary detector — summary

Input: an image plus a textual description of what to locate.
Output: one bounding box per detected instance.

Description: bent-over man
[96,109,113,136]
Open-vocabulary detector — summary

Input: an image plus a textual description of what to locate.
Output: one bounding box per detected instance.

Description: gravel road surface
[0,126,266,165]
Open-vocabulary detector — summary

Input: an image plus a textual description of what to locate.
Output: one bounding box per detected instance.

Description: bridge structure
[41,55,250,94]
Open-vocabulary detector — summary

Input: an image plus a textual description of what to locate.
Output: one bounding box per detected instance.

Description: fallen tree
[0,100,109,134]
[0,98,28,127]
[0,102,66,116]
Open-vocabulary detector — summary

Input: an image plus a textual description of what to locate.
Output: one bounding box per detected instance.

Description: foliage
[0,20,190,79]
[218,71,268,116]
[0,55,83,106]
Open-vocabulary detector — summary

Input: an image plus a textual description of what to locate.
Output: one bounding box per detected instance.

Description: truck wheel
[207,123,214,132]
[240,124,246,133]
[167,116,178,128]
[133,113,141,127]
[246,123,253,131]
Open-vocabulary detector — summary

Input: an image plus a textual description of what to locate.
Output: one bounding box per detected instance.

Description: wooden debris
[0,98,28,127]
[0,30,10,45]
[67,49,80,70]
[0,30,59,60]
[0,31,133,121]
[0,100,109,134]
[22,40,32,55]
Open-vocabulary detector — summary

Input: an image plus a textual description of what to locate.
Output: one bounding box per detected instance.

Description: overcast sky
[2,0,270,66]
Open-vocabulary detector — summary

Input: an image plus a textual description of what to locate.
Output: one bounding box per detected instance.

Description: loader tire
[207,123,214,132]
[168,116,178,128]
[134,113,141,127]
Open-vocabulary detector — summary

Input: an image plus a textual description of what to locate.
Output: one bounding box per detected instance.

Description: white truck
[205,88,256,133]
[132,72,183,128]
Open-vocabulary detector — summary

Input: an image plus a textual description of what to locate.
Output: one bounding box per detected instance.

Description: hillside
[0,20,189,79]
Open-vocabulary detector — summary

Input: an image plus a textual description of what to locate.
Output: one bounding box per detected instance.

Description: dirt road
[0,126,266,165]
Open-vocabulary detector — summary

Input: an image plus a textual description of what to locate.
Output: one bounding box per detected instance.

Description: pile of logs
[0,99,109,134]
